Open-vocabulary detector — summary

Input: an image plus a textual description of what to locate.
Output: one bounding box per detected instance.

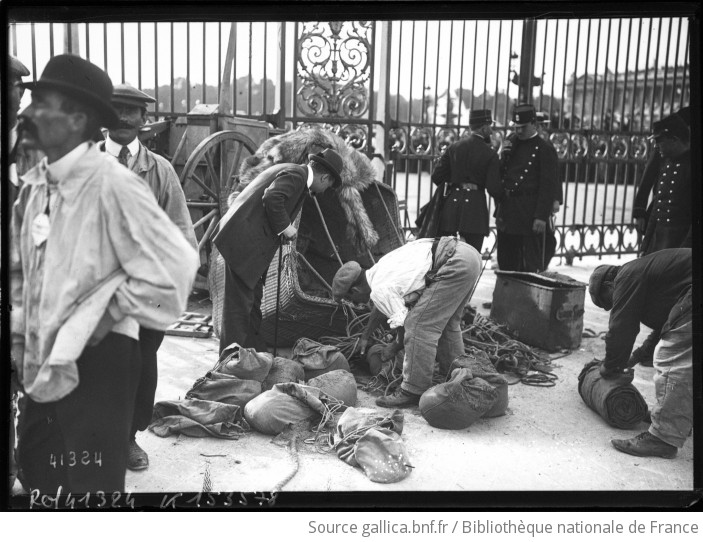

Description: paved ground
[120,254,694,495]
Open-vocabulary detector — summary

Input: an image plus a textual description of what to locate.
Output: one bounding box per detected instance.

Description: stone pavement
[121,254,694,495]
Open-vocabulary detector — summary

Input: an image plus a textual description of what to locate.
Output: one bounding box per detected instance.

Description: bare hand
[551,200,561,214]
[281,224,297,241]
[634,218,645,234]
[532,218,547,234]
[356,337,369,357]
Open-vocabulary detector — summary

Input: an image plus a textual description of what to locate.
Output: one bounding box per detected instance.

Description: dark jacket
[632,152,661,221]
[603,248,692,371]
[639,150,691,255]
[497,133,558,235]
[213,163,308,289]
[431,134,501,236]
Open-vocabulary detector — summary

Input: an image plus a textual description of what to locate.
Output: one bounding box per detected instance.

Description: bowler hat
[651,114,689,142]
[112,84,156,108]
[308,148,344,188]
[332,261,363,301]
[469,109,493,128]
[510,103,536,126]
[9,55,30,78]
[22,54,118,129]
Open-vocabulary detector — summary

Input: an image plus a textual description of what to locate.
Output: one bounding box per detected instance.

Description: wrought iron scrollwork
[296,21,371,119]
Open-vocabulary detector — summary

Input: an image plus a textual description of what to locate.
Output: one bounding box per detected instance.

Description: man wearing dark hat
[588,248,692,459]
[213,148,343,354]
[100,83,197,471]
[428,109,502,252]
[10,54,198,494]
[331,236,482,408]
[632,111,691,256]
[495,103,558,272]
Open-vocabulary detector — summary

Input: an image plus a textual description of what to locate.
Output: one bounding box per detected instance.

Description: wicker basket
[210,181,403,346]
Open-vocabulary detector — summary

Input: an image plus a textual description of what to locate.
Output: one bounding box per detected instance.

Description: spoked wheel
[180,130,258,263]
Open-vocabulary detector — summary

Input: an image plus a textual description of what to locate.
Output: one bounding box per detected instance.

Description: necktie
[118,146,130,168]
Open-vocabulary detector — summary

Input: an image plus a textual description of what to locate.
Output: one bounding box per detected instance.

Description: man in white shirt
[102,84,197,471]
[332,236,482,408]
[11,54,198,494]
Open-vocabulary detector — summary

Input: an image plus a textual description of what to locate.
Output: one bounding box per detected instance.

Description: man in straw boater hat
[588,248,692,459]
[331,236,482,408]
[428,109,502,253]
[495,103,558,272]
[213,147,344,355]
[101,84,197,472]
[10,54,198,494]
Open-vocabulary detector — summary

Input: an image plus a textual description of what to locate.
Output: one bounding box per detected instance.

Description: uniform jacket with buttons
[431,134,502,236]
[497,133,558,235]
[640,149,691,255]
[213,163,309,289]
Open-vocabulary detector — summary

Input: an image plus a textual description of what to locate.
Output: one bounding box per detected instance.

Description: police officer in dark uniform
[430,109,502,252]
[633,113,691,256]
[496,104,558,272]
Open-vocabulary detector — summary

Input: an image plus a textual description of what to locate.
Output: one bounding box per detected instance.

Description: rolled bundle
[577,361,648,429]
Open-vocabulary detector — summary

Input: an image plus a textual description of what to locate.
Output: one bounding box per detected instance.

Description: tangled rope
[461,313,558,387]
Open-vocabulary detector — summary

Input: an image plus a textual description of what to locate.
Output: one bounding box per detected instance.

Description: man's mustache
[17,118,38,139]
[116,120,140,130]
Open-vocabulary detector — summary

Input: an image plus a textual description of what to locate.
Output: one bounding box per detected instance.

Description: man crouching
[332,236,482,408]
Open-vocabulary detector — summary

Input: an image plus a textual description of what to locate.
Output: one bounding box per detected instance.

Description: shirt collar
[46,141,91,183]
[306,163,314,189]
[105,135,140,159]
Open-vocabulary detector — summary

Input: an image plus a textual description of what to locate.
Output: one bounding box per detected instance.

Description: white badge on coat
[32,213,51,246]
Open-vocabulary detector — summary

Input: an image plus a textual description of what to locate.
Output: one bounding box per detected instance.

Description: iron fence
[8,16,692,258]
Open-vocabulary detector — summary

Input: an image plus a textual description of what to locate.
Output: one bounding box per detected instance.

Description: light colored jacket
[11,142,199,402]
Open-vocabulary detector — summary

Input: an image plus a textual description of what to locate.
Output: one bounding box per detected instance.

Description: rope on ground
[461,313,558,387]
[582,328,607,339]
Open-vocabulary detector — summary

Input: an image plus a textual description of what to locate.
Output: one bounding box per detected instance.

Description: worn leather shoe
[611,431,677,459]
[127,440,149,471]
[376,387,421,408]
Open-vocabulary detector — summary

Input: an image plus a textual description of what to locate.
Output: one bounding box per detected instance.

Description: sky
[8,17,690,114]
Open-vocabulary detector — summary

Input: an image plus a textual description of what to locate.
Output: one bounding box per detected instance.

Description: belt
[458,183,479,191]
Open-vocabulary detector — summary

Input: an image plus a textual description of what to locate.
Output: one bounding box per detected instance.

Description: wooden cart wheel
[180,130,258,260]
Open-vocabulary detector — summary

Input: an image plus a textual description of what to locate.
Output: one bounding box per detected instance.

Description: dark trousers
[497,230,546,272]
[16,332,140,495]
[219,263,265,354]
[130,327,165,439]
[437,230,485,254]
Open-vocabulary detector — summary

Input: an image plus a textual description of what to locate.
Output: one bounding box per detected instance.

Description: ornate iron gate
[10,17,692,258]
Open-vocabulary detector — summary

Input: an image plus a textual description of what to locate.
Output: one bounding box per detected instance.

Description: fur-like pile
[232,127,380,251]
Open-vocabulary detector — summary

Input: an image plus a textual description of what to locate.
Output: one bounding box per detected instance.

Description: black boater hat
[22,54,119,129]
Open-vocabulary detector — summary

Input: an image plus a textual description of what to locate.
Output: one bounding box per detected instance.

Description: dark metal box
[490,271,587,352]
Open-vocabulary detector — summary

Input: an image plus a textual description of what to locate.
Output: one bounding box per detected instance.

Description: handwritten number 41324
[49,451,103,468]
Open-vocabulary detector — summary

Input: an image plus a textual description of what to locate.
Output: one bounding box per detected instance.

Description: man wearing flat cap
[100,83,197,471]
[10,54,198,494]
[632,112,691,256]
[213,148,344,354]
[332,236,482,408]
[496,103,558,272]
[588,248,692,459]
[427,109,502,252]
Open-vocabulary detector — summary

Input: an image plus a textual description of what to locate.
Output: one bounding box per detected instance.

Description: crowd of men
[4,51,694,498]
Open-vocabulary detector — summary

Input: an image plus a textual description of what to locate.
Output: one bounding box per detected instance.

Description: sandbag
[149,398,249,439]
[219,343,273,382]
[262,356,305,392]
[577,361,647,429]
[449,352,509,417]
[307,370,358,407]
[334,407,410,483]
[244,382,327,435]
[186,372,261,409]
[292,337,350,380]
[419,367,499,430]
[354,428,413,483]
